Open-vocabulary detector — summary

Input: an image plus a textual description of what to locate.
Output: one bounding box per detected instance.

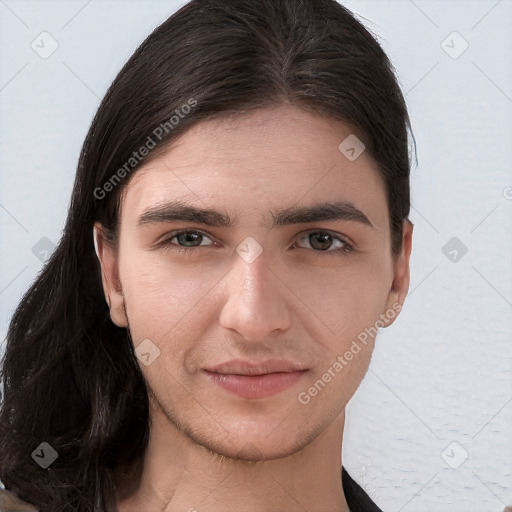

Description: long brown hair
[0,0,414,509]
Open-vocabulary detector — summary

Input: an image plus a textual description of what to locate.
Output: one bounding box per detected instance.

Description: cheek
[119,246,391,351]
[118,252,219,338]
[294,270,382,410]
[292,259,389,342]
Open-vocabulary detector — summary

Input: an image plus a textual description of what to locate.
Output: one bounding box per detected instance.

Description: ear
[93,222,128,328]
[382,220,413,327]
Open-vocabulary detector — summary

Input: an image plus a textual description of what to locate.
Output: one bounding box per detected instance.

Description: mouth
[202,366,309,399]
[204,358,309,376]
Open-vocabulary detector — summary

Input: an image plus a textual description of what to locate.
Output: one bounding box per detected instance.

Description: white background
[0,1,511,511]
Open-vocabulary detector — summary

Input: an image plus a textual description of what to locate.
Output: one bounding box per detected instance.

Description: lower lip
[203,370,308,399]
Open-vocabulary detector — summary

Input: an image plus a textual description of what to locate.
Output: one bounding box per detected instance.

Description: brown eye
[309,232,333,251]
[296,231,353,255]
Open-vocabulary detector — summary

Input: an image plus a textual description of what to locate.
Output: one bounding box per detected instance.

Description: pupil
[311,233,331,250]
[179,232,200,246]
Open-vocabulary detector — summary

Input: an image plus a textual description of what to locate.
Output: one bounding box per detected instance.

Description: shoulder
[0,487,38,512]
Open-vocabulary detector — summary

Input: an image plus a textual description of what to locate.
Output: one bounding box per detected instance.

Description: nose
[218,245,292,342]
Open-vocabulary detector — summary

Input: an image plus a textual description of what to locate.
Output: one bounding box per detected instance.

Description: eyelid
[156,228,216,247]
[157,227,357,255]
[295,229,355,254]
[298,228,354,246]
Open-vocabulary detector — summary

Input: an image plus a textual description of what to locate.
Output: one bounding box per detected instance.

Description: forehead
[121,105,387,229]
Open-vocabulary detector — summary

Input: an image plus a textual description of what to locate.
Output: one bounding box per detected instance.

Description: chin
[198,426,308,462]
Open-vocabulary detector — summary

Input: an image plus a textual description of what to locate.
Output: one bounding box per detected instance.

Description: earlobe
[93,223,128,328]
[383,220,413,327]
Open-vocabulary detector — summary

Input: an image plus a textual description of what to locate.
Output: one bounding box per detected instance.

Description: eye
[294,230,354,255]
[158,229,214,254]
[157,229,354,256]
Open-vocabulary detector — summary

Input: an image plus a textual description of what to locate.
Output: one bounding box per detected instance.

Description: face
[96,104,412,460]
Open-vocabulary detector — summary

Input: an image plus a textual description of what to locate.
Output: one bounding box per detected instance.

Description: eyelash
[158,229,355,256]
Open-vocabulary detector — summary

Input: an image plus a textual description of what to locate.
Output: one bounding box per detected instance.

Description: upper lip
[204,359,309,376]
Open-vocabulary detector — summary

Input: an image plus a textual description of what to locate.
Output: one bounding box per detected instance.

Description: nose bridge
[219,238,290,340]
[236,248,272,301]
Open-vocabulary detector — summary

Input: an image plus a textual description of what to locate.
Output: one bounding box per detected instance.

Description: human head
[0,1,414,510]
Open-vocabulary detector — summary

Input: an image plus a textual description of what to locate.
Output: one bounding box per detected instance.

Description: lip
[204,358,309,376]
[202,359,309,399]
[203,369,308,399]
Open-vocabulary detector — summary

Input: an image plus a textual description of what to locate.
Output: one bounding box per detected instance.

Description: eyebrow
[137,200,373,229]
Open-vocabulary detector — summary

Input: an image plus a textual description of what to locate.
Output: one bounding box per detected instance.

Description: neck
[115,402,350,512]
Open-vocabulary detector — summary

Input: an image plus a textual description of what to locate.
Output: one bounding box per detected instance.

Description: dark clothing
[342,466,383,511]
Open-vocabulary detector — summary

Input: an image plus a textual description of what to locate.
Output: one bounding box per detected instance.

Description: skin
[95,104,413,512]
